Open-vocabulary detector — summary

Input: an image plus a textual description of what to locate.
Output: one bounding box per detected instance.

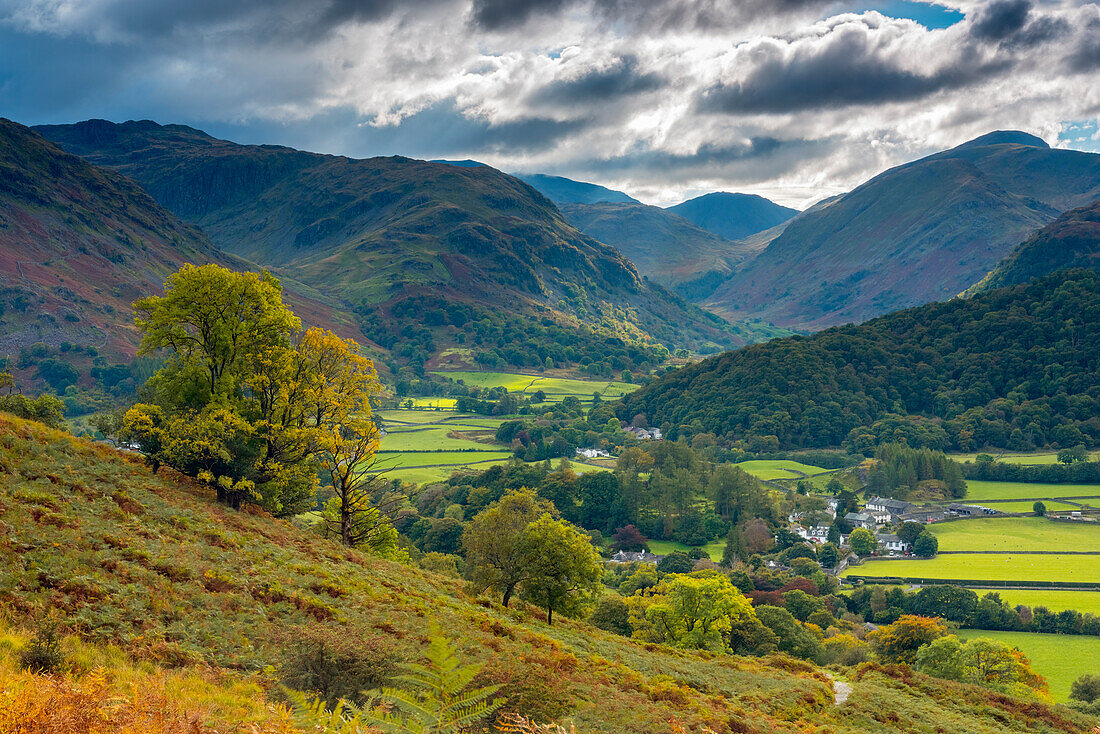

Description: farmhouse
[899,507,947,524]
[866,496,915,521]
[844,511,877,529]
[875,532,910,554]
[948,503,997,517]
[627,426,663,440]
[795,525,831,543]
[609,550,663,564]
[575,447,611,459]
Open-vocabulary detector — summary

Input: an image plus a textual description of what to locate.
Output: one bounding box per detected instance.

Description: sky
[1,0,1098,208]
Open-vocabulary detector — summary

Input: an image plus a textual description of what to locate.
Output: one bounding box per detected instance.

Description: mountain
[558,202,765,298]
[37,120,747,366]
[704,131,1100,330]
[666,192,798,241]
[515,173,639,205]
[617,270,1100,452]
[0,118,366,371]
[2,410,1094,733]
[967,199,1100,294]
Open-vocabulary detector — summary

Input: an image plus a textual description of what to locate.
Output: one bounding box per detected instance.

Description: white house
[576,447,611,459]
[875,533,910,554]
[866,497,916,522]
[609,550,662,564]
[795,525,831,544]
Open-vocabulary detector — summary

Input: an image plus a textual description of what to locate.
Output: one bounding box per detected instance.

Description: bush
[589,596,632,636]
[18,621,65,674]
[278,627,399,706]
[1071,673,1100,703]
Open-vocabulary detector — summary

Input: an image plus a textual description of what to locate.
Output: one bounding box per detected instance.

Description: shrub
[279,627,399,706]
[18,621,65,674]
[1070,673,1100,703]
[589,597,631,636]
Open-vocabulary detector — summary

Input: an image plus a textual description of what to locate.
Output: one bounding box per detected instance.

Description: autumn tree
[519,515,603,624]
[915,635,1048,696]
[611,524,647,552]
[626,573,759,652]
[868,614,949,664]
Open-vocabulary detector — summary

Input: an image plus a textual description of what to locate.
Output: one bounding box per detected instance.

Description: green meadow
[964,480,1100,502]
[735,459,829,481]
[951,451,1100,465]
[842,554,1100,584]
[966,589,1100,616]
[930,517,1100,553]
[646,539,726,563]
[957,630,1100,702]
[430,370,639,401]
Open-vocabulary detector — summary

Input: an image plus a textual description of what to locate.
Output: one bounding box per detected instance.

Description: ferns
[291,630,503,734]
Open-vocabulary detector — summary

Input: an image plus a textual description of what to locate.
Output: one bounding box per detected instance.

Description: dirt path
[825,673,851,706]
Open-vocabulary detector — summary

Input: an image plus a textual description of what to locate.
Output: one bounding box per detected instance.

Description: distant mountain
[38,120,748,367]
[0,118,366,366]
[704,131,1100,330]
[514,173,638,205]
[967,199,1100,294]
[617,269,1100,451]
[558,202,763,299]
[666,192,797,241]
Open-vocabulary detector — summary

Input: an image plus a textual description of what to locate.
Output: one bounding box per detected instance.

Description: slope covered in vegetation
[2,411,1095,733]
[618,270,1100,451]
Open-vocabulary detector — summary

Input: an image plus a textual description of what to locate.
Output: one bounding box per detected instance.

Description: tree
[626,573,759,651]
[519,515,603,625]
[1058,444,1089,464]
[463,490,557,607]
[1071,674,1100,703]
[915,635,1047,696]
[590,596,632,636]
[722,526,747,566]
[755,606,825,663]
[656,551,695,574]
[868,614,949,664]
[896,521,925,547]
[817,542,840,568]
[612,524,647,552]
[912,530,939,558]
[1033,501,1046,516]
[848,527,877,556]
[826,523,841,545]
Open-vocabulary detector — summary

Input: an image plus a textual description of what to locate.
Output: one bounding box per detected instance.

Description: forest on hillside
[617,270,1100,452]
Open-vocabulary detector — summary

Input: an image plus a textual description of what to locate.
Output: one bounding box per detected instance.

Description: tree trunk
[502,584,516,608]
[341,493,353,547]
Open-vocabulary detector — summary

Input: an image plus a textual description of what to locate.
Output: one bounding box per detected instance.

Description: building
[844,511,877,529]
[609,550,662,564]
[795,525,831,544]
[627,426,663,440]
[947,503,998,517]
[575,447,610,459]
[866,497,916,522]
[875,533,910,554]
[899,507,947,524]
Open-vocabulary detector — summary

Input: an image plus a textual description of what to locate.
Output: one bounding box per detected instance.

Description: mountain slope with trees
[37,120,750,366]
[666,192,798,242]
[617,270,1100,452]
[704,132,1100,330]
[967,199,1100,294]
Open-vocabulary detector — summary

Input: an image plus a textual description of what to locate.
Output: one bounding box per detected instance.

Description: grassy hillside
[559,202,765,299]
[706,131,1100,330]
[2,411,1096,733]
[36,120,749,361]
[617,270,1100,451]
[967,199,1100,295]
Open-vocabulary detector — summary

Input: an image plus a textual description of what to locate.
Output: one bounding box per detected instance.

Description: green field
[647,539,725,563]
[383,426,498,452]
[430,371,639,401]
[930,517,1100,552]
[965,589,1100,615]
[978,500,1083,513]
[964,480,1100,502]
[842,554,1100,584]
[735,459,829,481]
[957,630,1100,701]
[952,451,1100,465]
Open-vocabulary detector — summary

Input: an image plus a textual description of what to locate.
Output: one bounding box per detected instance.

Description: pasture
[647,539,725,563]
[842,554,1100,584]
[966,589,1100,616]
[952,451,1100,465]
[735,459,829,482]
[930,517,1100,553]
[374,409,515,484]
[963,480,1100,503]
[957,630,1100,702]
[430,370,639,401]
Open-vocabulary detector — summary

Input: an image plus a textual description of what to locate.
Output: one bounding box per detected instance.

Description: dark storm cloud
[471,0,831,31]
[1065,14,1100,70]
[970,0,1031,40]
[531,56,666,106]
[698,30,1011,114]
[592,135,831,172]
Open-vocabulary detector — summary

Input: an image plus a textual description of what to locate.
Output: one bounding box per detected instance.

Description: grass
[396,397,458,410]
[1,411,1097,733]
[930,517,1100,552]
[430,371,639,401]
[963,481,1100,502]
[957,630,1100,702]
[735,460,829,482]
[951,452,1100,465]
[842,555,1100,584]
[646,539,726,562]
[383,426,495,452]
[976,500,1082,513]
[964,589,1100,616]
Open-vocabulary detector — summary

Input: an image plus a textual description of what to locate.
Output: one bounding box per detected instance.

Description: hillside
[617,270,1100,452]
[704,132,1100,330]
[1,410,1096,733]
[0,118,366,371]
[516,173,639,205]
[666,192,798,242]
[36,120,748,361]
[967,199,1100,294]
[559,202,765,298]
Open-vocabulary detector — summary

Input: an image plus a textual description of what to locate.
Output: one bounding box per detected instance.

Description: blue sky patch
[846,1,965,29]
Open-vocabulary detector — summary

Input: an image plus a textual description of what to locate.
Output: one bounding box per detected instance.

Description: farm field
[930,517,1100,552]
[647,539,725,563]
[964,589,1100,615]
[431,370,639,401]
[842,554,1100,584]
[383,425,495,452]
[735,459,829,481]
[372,409,517,483]
[963,480,1100,502]
[952,451,1100,465]
[957,630,1100,702]
[979,500,1083,513]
